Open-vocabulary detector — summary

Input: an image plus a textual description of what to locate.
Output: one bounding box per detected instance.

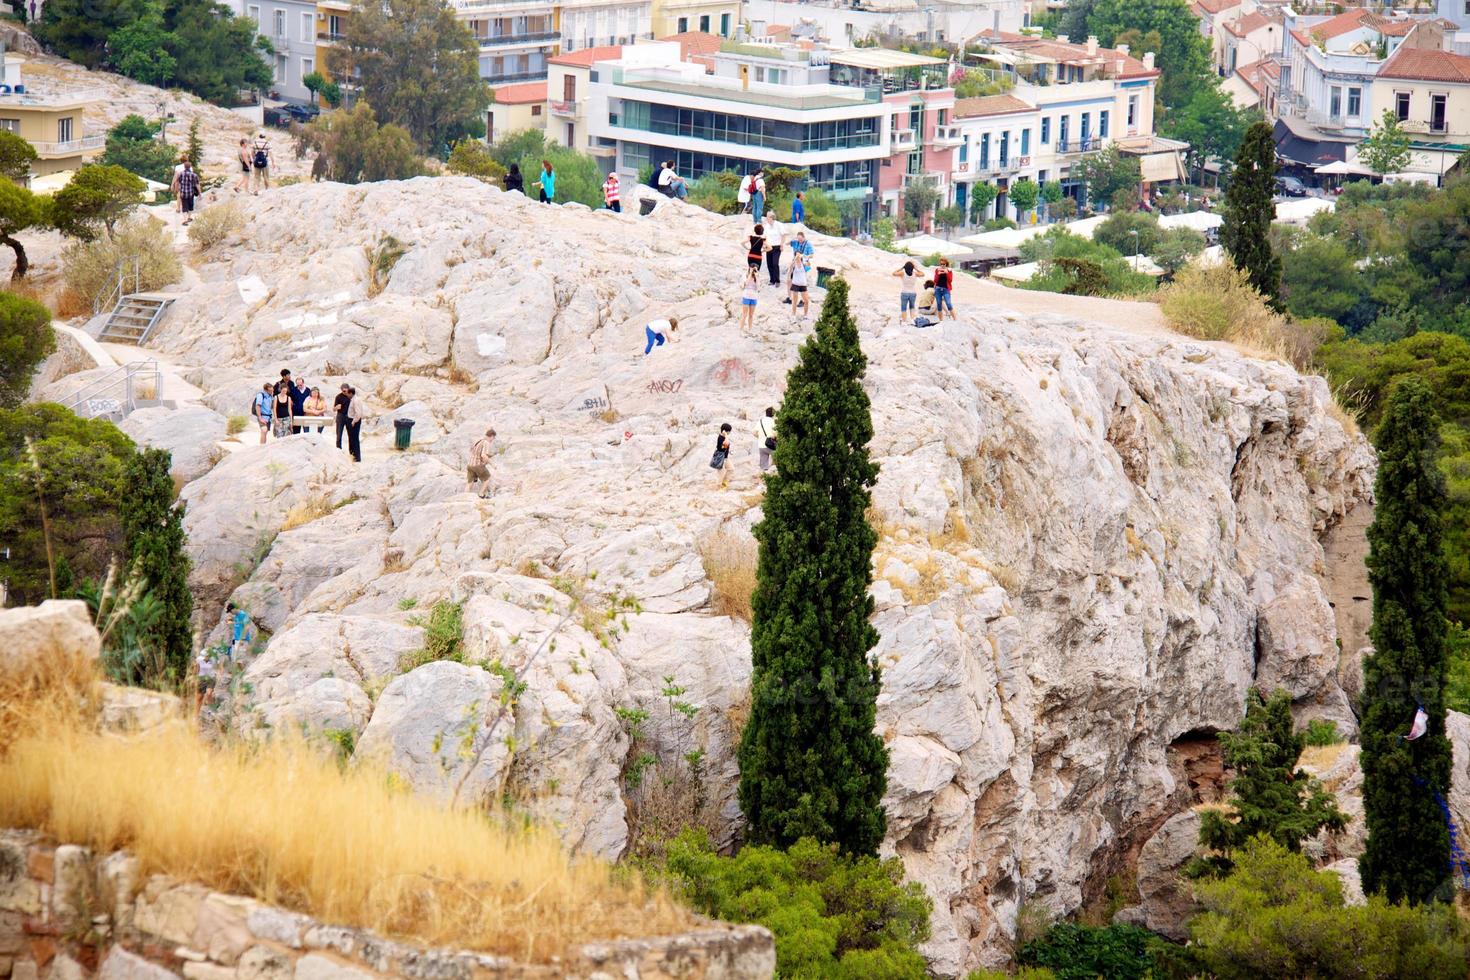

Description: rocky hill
[61,178,1376,975]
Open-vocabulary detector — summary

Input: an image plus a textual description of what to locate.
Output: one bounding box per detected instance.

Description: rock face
[82,178,1375,976]
[119,405,229,483]
[0,600,100,674]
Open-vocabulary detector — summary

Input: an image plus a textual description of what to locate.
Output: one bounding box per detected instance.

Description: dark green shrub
[1018,923,1161,980]
[663,831,931,979]
[1302,718,1343,746]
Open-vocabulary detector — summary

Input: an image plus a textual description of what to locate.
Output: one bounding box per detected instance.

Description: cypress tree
[1220,120,1281,308]
[120,448,194,682]
[737,276,888,856]
[1358,376,1454,904]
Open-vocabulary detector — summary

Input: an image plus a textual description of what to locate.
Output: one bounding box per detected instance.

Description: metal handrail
[93,257,142,317]
[61,359,161,419]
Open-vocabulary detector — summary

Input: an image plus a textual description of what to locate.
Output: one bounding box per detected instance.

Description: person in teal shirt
[535,159,556,203]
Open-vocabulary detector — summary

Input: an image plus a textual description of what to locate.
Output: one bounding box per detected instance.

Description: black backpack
[253,146,268,168]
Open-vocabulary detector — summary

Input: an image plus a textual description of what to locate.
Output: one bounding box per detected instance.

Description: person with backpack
[534,159,556,203]
[748,170,765,222]
[251,382,274,445]
[176,161,201,226]
[251,134,272,194]
[504,163,524,194]
[710,422,733,488]
[757,406,777,472]
[933,257,957,320]
[602,171,621,212]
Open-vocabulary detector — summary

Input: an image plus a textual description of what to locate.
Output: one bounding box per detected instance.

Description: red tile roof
[1194,0,1241,15]
[1307,8,1373,41]
[952,93,1034,119]
[1378,45,1470,83]
[658,30,724,72]
[1232,58,1279,98]
[1223,10,1279,38]
[491,81,547,105]
[548,44,623,68]
[1289,28,1312,47]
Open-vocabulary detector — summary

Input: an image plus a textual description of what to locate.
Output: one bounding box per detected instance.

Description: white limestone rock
[119,405,230,483]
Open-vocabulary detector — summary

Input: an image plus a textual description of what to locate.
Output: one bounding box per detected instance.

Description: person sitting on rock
[918,279,936,315]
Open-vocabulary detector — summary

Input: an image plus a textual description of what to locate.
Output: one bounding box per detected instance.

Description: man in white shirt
[657,161,687,199]
[757,406,777,471]
[762,212,783,286]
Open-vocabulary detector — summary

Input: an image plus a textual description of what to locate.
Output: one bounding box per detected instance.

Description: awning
[1274,196,1336,224]
[1315,159,1375,176]
[1159,210,1223,232]
[894,234,973,258]
[1139,152,1186,183]
[1272,117,1352,168]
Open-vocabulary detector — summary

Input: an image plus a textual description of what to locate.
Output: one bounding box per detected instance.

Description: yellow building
[650,0,739,39]
[487,80,548,144]
[314,0,353,84]
[0,55,102,178]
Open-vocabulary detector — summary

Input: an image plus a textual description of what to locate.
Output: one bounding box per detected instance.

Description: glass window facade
[616,100,880,153]
[628,143,873,193]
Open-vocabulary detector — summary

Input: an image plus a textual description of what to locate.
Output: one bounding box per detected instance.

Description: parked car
[263,104,319,128]
[1275,175,1309,198]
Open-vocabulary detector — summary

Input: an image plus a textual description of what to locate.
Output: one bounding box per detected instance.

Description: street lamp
[1130,229,1139,271]
[156,99,170,143]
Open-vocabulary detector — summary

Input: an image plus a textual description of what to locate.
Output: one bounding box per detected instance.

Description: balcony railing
[316,31,346,41]
[484,70,549,84]
[550,99,579,116]
[616,117,881,155]
[930,124,963,146]
[892,128,916,149]
[477,30,558,47]
[1054,137,1101,155]
[32,134,104,156]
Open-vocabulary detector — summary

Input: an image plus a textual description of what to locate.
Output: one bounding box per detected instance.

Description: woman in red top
[602,172,621,212]
[933,257,957,321]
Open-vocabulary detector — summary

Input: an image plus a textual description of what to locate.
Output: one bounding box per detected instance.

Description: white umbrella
[1315,159,1375,176]
[1160,211,1223,233]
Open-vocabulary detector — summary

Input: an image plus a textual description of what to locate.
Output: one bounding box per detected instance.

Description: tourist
[251,133,272,194]
[749,170,766,222]
[170,155,187,212]
[226,601,252,658]
[740,266,758,332]
[791,191,805,226]
[933,257,957,321]
[251,382,274,445]
[303,387,327,434]
[918,279,936,315]
[892,260,925,324]
[643,316,679,355]
[176,161,201,227]
[763,213,783,286]
[657,161,687,199]
[466,427,496,498]
[534,159,556,203]
[333,383,352,449]
[345,386,364,462]
[272,380,294,440]
[234,139,252,193]
[789,252,810,320]
[758,406,777,472]
[282,369,308,434]
[195,644,218,712]
[746,223,766,274]
[785,230,813,305]
[711,422,733,488]
[504,163,524,195]
[602,171,621,212]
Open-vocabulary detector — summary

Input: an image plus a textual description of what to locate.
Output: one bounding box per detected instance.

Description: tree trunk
[2,233,27,279]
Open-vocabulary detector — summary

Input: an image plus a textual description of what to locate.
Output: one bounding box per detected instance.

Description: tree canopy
[330,0,490,153]
[51,165,147,242]
[1360,110,1413,176]
[1220,121,1281,307]
[100,114,177,185]
[1086,0,1213,107]
[0,292,55,407]
[303,103,425,184]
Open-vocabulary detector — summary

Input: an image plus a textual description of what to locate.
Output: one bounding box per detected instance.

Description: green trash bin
[816,266,836,289]
[393,418,415,451]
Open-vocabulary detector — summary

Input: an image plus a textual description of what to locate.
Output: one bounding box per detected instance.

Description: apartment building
[741,0,1024,49]
[314,0,351,85]
[546,44,622,155]
[0,55,103,177]
[584,39,955,227]
[1223,56,1280,113]
[456,0,562,85]
[1371,41,1470,179]
[958,32,1176,214]
[558,0,654,51]
[230,0,319,103]
[651,0,740,39]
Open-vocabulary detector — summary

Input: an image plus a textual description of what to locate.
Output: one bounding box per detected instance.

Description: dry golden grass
[280,494,334,531]
[1159,264,1329,373]
[1297,742,1351,774]
[698,526,757,623]
[0,705,694,961]
[0,633,98,755]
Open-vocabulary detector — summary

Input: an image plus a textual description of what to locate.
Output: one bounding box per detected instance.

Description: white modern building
[558,0,654,52]
[455,0,563,85]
